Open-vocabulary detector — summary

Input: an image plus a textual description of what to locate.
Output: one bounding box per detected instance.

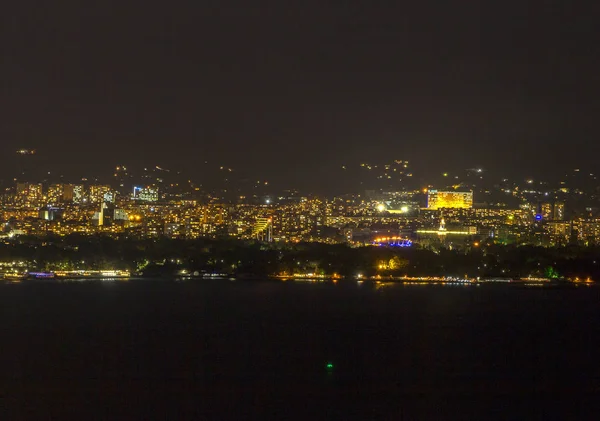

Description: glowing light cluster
[373,237,413,247]
[427,190,473,210]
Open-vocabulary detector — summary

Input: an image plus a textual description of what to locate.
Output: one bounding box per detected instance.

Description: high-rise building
[132,186,159,202]
[426,190,473,210]
[546,221,571,237]
[539,202,566,221]
[540,203,553,220]
[38,206,63,221]
[98,202,115,226]
[16,183,43,207]
[60,184,75,202]
[45,184,78,204]
[71,185,84,203]
[47,184,64,204]
[114,209,129,221]
[164,223,184,238]
[89,185,112,204]
[103,191,116,203]
[578,220,600,244]
[553,202,565,221]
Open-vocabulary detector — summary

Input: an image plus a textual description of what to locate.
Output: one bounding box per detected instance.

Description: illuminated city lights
[0,157,599,286]
[372,237,413,247]
[427,190,473,210]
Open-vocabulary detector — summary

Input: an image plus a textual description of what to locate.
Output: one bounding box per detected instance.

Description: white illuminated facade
[132,186,159,202]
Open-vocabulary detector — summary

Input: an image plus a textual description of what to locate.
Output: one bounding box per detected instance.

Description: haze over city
[2,0,599,192]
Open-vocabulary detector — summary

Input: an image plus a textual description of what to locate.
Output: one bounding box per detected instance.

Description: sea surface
[1,279,599,420]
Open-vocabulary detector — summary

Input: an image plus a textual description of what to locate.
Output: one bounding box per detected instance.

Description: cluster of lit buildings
[3,164,600,248]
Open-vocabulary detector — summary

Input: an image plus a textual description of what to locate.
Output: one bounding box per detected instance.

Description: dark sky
[1,1,599,190]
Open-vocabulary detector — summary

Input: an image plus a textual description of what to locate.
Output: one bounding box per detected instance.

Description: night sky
[1,1,599,191]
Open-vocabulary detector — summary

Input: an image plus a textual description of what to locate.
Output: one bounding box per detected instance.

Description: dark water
[1,280,600,420]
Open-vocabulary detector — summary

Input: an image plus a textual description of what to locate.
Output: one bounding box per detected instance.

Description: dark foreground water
[1,280,600,420]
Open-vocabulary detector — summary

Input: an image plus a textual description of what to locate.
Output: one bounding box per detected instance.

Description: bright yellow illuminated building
[427,190,473,210]
[252,217,273,242]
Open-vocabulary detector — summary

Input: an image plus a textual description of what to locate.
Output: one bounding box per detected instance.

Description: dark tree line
[1,234,599,280]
